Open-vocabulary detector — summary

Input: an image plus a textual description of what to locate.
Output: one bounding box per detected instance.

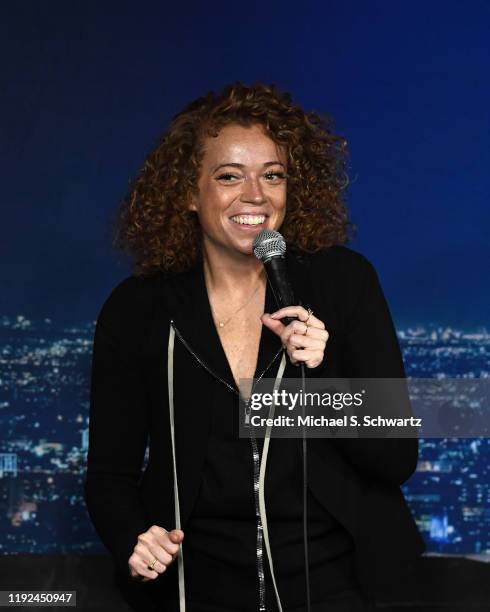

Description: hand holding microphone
[262,305,329,368]
[253,230,329,368]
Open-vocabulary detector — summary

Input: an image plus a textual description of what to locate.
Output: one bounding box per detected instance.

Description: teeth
[230,215,266,225]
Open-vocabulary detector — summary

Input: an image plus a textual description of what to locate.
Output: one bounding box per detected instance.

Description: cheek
[275,192,287,213]
[198,190,234,225]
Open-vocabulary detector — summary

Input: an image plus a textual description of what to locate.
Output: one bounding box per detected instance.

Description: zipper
[169,319,284,611]
[170,319,284,404]
[171,320,238,395]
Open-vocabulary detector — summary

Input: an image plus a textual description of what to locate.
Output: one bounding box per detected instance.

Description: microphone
[252,229,297,326]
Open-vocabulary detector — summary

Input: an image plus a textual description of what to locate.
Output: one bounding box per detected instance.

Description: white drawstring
[258,351,287,612]
[168,323,287,611]
[167,325,186,611]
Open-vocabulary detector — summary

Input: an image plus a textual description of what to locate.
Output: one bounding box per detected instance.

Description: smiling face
[188,123,288,258]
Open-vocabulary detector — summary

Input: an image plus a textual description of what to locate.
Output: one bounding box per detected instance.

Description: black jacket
[84,245,426,601]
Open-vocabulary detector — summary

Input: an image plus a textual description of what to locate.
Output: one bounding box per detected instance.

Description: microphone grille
[252,229,286,262]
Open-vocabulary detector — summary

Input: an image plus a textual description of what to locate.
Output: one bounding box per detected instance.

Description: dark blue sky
[2,1,489,328]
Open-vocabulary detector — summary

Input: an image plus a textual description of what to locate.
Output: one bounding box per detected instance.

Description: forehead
[200,123,287,165]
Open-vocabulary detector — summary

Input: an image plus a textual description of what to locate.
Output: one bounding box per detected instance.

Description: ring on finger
[147,557,158,571]
[305,308,313,324]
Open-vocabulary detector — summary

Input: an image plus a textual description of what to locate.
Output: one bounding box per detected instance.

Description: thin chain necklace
[206,270,265,328]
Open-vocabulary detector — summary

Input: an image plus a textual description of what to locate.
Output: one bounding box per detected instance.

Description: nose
[240,175,267,204]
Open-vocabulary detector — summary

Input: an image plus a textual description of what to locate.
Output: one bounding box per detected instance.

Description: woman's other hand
[128,526,184,581]
[261,306,329,368]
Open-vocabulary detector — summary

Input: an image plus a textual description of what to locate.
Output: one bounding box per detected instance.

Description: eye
[216,173,241,182]
[264,171,287,183]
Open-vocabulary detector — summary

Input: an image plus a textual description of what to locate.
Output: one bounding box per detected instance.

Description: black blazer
[84,245,426,600]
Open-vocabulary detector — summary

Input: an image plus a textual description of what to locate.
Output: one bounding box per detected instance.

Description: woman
[84,82,425,612]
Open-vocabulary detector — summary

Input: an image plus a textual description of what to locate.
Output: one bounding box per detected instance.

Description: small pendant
[219,321,225,328]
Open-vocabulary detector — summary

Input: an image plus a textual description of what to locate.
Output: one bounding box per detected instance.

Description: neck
[202,243,266,296]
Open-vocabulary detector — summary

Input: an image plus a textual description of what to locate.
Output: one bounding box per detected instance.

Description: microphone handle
[263,256,297,326]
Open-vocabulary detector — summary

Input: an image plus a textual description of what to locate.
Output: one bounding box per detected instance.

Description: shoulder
[98,274,160,320]
[95,273,163,348]
[290,245,384,323]
[295,244,377,282]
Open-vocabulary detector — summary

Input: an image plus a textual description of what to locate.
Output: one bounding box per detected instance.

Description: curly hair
[112,81,356,276]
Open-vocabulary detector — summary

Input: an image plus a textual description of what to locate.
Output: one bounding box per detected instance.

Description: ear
[187,193,198,212]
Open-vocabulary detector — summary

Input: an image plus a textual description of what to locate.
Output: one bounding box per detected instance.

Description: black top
[179,384,362,611]
[84,246,425,608]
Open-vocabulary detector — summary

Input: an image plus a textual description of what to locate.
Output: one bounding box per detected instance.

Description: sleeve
[83,282,152,580]
[328,256,419,486]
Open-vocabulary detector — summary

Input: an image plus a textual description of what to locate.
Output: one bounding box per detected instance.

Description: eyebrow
[211,161,286,173]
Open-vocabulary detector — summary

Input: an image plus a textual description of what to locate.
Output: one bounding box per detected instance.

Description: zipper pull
[244,397,251,425]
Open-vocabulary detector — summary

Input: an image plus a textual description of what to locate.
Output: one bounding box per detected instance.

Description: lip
[229,212,269,218]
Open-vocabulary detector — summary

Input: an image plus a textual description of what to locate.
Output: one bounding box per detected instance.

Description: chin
[226,239,256,257]
[238,243,256,256]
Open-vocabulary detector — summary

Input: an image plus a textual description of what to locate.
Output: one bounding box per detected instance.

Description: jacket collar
[159,250,309,393]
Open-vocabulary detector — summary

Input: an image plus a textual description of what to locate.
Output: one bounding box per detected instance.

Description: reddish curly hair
[112,81,356,276]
